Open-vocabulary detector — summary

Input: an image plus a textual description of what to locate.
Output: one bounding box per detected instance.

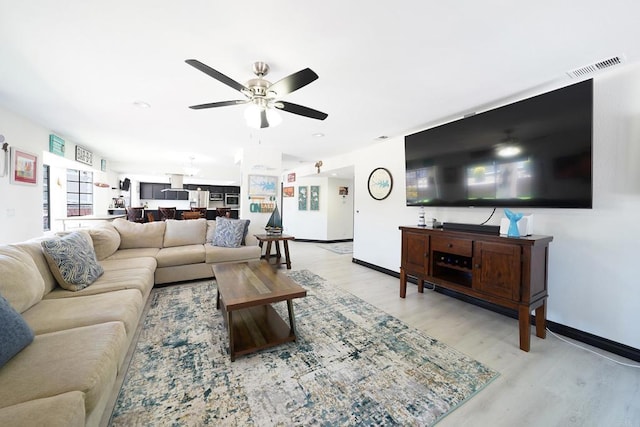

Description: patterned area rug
[317,241,353,254]
[109,270,498,426]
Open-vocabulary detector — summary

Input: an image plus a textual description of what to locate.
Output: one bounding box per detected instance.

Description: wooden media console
[399,226,553,351]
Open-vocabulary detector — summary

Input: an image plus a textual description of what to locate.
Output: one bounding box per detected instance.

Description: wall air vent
[567,55,625,78]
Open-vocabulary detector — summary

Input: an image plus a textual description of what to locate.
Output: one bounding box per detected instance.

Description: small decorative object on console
[504,208,524,237]
[418,207,426,227]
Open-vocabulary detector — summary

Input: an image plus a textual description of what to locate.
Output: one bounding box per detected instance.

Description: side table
[254,234,295,269]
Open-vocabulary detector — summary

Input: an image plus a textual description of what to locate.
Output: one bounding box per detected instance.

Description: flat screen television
[405,79,593,208]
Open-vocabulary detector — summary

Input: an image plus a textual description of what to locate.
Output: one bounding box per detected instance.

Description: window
[43,164,50,230]
[67,169,93,216]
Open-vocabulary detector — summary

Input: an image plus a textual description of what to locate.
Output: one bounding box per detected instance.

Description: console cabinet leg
[399,268,407,298]
[518,305,531,352]
[535,300,547,339]
[418,279,424,293]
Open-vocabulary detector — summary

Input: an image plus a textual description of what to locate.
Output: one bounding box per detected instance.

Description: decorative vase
[504,208,523,237]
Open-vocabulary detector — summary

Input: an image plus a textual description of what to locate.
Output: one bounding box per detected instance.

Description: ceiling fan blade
[185,59,249,93]
[189,100,249,110]
[268,68,318,96]
[275,101,328,120]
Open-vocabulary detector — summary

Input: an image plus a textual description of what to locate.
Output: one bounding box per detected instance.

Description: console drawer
[431,236,472,257]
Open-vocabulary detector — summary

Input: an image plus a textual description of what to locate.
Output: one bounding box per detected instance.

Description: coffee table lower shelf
[224,302,297,361]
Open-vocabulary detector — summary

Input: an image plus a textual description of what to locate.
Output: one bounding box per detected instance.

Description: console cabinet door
[402,231,430,277]
[473,241,521,301]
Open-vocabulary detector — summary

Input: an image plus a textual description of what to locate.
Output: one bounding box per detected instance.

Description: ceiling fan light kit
[244,104,282,129]
[186,59,328,128]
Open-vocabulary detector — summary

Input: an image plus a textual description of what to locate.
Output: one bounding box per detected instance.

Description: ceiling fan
[185,59,328,128]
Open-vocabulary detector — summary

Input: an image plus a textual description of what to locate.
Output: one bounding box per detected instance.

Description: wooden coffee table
[212,261,307,361]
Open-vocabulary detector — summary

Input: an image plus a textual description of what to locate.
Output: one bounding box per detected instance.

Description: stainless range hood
[161,174,189,192]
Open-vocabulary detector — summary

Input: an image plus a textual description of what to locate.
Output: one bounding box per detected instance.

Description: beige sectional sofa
[0,217,261,426]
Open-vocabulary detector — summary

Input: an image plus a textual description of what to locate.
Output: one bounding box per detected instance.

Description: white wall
[0,107,49,243]
[353,64,640,350]
[282,176,354,240]
[326,178,354,240]
[0,106,119,242]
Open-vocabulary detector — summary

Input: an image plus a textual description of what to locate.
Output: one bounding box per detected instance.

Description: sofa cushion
[163,218,207,247]
[0,322,126,413]
[87,223,121,260]
[0,295,34,368]
[13,239,58,295]
[156,244,206,268]
[44,267,154,301]
[0,391,85,427]
[213,217,250,248]
[104,247,160,260]
[205,244,262,264]
[112,218,166,249]
[100,256,157,273]
[41,231,104,292]
[22,289,143,337]
[0,245,46,312]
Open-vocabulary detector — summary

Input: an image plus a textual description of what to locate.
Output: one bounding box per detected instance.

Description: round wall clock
[367,167,393,200]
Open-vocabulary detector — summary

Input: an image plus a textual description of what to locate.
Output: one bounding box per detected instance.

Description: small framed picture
[101,159,107,172]
[283,186,294,197]
[10,148,38,185]
[75,145,93,166]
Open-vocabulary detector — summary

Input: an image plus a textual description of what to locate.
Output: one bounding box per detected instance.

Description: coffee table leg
[216,289,220,309]
[275,241,282,261]
[228,310,235,361]
[283,240,291,269]
[287,299,297,340]
[265,241,273,264]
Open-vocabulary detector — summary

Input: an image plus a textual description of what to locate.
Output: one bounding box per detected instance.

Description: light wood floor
[292,241,640,427]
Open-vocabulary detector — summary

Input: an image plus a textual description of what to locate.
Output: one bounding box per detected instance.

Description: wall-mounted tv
[405,79,593,209]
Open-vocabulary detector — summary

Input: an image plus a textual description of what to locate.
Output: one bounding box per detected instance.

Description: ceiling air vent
[567,55,625,78]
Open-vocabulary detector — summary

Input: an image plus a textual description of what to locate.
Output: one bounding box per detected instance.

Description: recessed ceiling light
[312,133,325,138]
[133,101,151,108]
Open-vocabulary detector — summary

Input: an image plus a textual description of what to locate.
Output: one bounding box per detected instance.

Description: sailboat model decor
[265,204,282,235]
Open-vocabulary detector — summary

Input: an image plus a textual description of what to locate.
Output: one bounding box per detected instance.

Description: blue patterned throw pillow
[41,231,104,291]
[0,294,34,368]
[213,217,249,248]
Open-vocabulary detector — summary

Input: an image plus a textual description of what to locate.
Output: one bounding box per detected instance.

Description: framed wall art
[310,185,320,210]
[248,174,278,196]
[10,148,38,185]
[49,134,65,156]
[283,186,294,197]
[298,186,308,210]
[75,145,93,166]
